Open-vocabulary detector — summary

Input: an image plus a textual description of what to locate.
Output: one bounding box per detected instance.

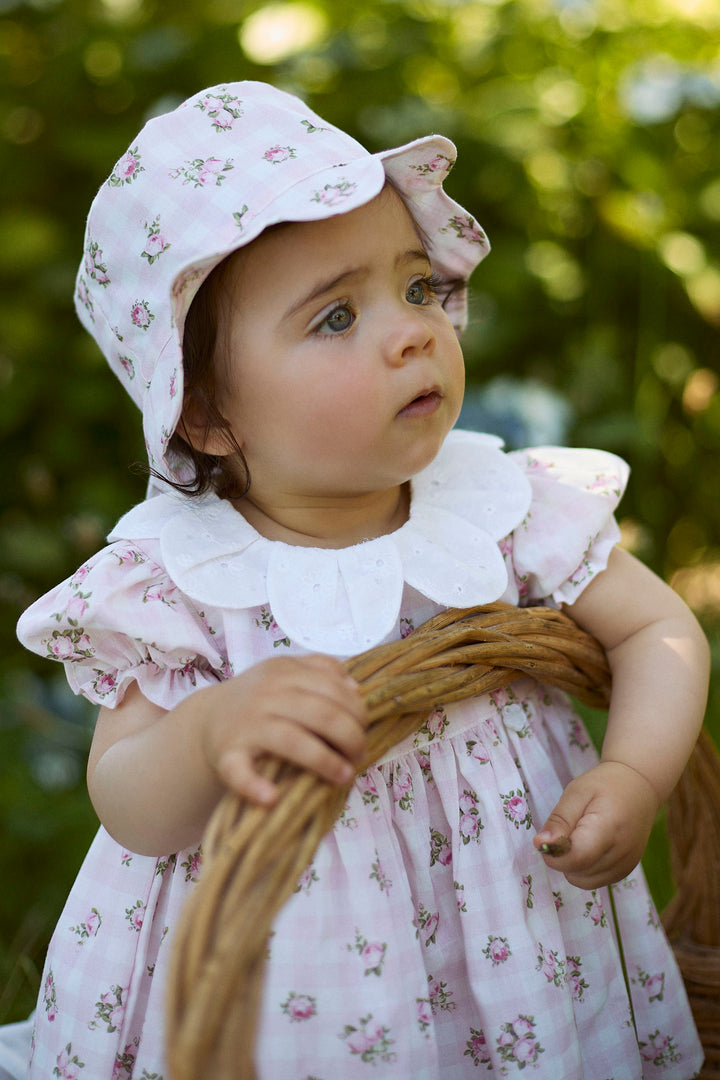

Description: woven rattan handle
[166,602,611,1080]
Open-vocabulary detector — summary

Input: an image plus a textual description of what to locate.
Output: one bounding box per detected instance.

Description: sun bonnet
[75,80,490,483]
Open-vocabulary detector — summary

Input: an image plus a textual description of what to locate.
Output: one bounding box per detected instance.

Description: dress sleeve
[16,540,230,710]
[505,445,630,606]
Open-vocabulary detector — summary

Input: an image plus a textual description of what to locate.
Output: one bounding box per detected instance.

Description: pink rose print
[392,766,413,811]
[89,985,126,1033]
[48,635,75,660]
[76,276,93,319]
[416,999,432,1029]
[426,708,447,737]
[515,1037,539,1064]
[69,908,102,946]
[198,93,226,114]
[361,942,385,969]
[64,595,88,624]
[535,943,565,987]
[417,974,455,1025]
[53,1043,85,1078]
[255,607,291,648]
[181,849,202,883]
[84,239,110,286]
[459,812,482,843]
[118,355,135,381]
[124,900,146,932]
[281,991,317,1022]
[142,581,176,606]
[111,1041,138,1079]
[169,156,234,188]
[84,910,100,936]
[141,216,171,265]
[496,1015,545,1068]
[567,955,588,1001]
[415,903,439,947]
[635,967,665,1003]
[93,672,117,698]
[569,716,590,750]
[584,891,608,927]
[464,1027,491,1067]
[347,930,387,975]
[501,789,533,830]
[294,863,319,893]
[427,153,452,172]
[415,706,448,746]
[483,935,511,966]
[311,180,358,206]
[264,145,297,163]
[429,826,452,867]
[466,738,490,764]
[369,853,392,892]
[46,629,94,662]
[44,970,58,1021]
[195,90,243,131]
[459,790,478,814]
[358,770,380,809]
[109,146,143,186]
[130,300,154,330]
[442,214,486,244]
[639,1030,681,1068]
[341,1015,396,1064]
[400,617,415,638]
[455,880,467,913]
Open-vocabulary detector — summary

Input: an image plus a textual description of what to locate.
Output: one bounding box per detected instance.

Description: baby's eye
[316,304,355,335]
[406,275,439,306]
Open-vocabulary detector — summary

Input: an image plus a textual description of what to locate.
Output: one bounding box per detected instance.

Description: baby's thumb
[533,787,586,857]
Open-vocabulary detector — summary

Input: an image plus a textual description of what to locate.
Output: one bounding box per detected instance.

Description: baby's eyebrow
[284,247,431,320]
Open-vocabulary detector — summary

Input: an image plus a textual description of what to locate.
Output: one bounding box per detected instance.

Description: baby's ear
[177,395,239,458]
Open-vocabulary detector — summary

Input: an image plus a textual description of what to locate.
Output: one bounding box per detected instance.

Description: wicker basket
[662,727,720,1079]
[164,601,715,1079]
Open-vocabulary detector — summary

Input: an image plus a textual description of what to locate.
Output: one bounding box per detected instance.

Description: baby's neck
[232,484,410,549]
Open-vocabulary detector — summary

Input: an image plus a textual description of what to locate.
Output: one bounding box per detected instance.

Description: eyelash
[312,273,444,338]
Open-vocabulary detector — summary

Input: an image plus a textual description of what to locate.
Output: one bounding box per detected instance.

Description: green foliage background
[1,0,719,1023]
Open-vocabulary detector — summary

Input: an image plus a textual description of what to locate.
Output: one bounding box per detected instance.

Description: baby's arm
[534,545,710,889]
[87,654,367,856]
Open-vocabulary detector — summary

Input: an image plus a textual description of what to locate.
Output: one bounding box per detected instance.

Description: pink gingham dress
[17,432,702,1080]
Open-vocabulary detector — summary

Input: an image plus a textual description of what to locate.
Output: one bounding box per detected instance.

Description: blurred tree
[1,0,718,1022]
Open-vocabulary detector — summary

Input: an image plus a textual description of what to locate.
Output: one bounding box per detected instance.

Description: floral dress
[16,431,702,1080]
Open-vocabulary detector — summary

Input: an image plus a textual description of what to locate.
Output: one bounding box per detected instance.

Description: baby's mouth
[397,388,443,419]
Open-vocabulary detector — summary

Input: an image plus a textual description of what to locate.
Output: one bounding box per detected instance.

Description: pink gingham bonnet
[75,80,490,483]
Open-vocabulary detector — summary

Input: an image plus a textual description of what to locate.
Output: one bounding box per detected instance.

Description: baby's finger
[216,747,280,807]
[289,686,367,763]
[296,655,367,720]
[256,716,357,787]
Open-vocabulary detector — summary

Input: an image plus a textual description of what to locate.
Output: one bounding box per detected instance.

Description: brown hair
[164,253,251,500]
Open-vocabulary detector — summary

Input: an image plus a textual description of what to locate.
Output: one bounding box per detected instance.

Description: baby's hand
[533,761,660,890]
[200,655,367,807]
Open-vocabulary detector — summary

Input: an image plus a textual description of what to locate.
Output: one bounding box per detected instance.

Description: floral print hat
[76,80,490,484]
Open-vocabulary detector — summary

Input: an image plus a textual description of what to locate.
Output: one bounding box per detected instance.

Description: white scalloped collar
[109,430,532,655]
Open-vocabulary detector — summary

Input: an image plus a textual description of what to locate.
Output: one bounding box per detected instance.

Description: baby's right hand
[199,655,367,806]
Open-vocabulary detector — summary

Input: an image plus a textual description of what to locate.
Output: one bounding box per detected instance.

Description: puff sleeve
[16,540,230,710]
[505,445,630,607]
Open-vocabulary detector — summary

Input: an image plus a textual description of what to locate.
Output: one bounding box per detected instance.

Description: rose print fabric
[16,434,702,1079]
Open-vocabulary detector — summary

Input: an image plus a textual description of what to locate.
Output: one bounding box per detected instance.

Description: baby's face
[213,185,465,504]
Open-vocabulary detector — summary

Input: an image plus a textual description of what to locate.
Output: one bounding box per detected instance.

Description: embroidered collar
[109,431,532,655]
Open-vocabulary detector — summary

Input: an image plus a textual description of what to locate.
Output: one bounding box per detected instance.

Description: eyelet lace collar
[109,431,532,655]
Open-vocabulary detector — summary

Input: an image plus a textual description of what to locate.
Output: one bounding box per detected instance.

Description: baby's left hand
[533,761,660,890]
